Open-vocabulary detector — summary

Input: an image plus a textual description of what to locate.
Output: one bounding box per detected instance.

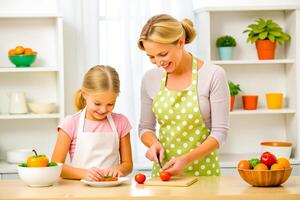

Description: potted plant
[242,95,259,110]
[243,18,291,60]
[228,81,241,111]
[216,35,237,60]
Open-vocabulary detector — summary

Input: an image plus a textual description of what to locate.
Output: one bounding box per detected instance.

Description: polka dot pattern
[151,56,220,177]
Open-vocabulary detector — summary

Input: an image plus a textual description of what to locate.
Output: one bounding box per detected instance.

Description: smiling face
[143,39,185,73]
[83,91,117,121]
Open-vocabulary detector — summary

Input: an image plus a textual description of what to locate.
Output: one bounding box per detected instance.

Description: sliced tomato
[99,176,118,181]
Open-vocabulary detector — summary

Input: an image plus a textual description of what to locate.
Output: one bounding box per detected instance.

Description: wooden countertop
[0,176,300,200]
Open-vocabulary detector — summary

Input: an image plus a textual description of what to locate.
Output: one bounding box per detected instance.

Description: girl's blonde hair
[138,14,197,50]
[74,65,120,111]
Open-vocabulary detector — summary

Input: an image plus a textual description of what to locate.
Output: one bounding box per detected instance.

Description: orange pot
[242,95,258,110]
[255,40,276,60]
[230,96,235,112]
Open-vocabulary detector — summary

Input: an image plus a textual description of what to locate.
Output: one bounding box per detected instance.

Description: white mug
[9,92,28,114]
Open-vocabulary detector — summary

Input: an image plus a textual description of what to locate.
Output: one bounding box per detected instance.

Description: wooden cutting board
[144,176,198,187]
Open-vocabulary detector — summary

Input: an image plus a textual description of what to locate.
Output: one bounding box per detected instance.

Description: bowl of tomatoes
[237,152,292,187]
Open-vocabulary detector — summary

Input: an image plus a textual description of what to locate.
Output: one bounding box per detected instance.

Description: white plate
[80,177,129,187]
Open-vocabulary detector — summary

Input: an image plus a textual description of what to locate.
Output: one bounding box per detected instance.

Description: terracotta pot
[266,93,283,109]
[230,96,235,112]
[242,95,258,110]
[255,40,276,60]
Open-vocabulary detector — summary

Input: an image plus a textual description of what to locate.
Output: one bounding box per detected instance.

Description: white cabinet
[0,13,64,175]
[194,5,300,173]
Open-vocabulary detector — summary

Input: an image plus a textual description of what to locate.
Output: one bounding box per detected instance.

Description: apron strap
[159,72,167,90]
[106,113,118,135]
[77,107,118,136]
[191,56,198,92]
[78,107,87,134]
[159,55,198,92]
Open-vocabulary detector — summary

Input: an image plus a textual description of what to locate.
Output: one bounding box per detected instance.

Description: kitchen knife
[157,153,163,169]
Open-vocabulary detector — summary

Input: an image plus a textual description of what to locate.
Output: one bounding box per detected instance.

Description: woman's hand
[162,156,189,176]
[145,141,164,163]
[85,167,104,182]
[103,166,124,177]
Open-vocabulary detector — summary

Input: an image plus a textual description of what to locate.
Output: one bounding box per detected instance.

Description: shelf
[220,153,300,168]
[0,67,60,73]
[0,161,17,173]
[212,59,294,65]
[230,109,296,115]
[0,113,60,120]
[0,13,61,18]
[194,5,300,13]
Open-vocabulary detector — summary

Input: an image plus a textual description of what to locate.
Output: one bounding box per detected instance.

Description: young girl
[51,65,133,181]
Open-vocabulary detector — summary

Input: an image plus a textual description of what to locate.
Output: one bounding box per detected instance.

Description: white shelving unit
[194,5,300,175]
[212,59,294,65]
[0,13,64,178]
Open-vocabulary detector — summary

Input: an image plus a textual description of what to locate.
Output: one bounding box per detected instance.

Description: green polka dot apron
[152,56,220,177]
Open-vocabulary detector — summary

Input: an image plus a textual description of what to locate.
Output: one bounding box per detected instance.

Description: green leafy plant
[18,163,27,167]
[243,18,291,45]
[228,81,242,96]
[48,162,58,167]
[216,35,237,47]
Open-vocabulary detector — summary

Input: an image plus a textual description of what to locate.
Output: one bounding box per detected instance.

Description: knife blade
[157,153,163,169]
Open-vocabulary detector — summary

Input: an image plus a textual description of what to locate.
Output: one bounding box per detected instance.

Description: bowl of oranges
[237,152,292,187]
[17,149,62,187]
[8,45,37,67]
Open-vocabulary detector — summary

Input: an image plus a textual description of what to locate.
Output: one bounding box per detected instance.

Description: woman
[137,14,229,177]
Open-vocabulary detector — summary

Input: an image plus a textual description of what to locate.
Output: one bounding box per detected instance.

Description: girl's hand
[145,141,164,163]
[162,156,189,176]
[103,166,124,177]
[85,167,104,182]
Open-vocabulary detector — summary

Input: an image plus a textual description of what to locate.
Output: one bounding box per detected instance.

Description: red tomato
[160,171,171,181]
[135,173,146,184]
[260,152,277,168]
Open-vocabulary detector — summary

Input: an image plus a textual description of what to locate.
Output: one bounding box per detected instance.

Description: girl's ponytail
[74,89,86,111]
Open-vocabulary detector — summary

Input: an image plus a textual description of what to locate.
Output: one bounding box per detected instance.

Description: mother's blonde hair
[138,14,197,50]
[74,65,120,111]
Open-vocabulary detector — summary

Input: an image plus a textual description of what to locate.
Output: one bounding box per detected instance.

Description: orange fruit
[237,160,251,170]
[276,157,291,169]
[14,46,25,55]
[24,48,33,55]
[271,163,284,170]
[8,49,16,55]
[254,163,268,170]
[32,51,38,55]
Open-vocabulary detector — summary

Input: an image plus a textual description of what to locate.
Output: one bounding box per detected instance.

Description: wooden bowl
[238,168,292,187]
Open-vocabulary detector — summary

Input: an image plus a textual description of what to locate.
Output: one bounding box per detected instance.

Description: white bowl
[6,149,33,164]
[28,102,56,114]
[260,141,292,158]
[18,163,62,187]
